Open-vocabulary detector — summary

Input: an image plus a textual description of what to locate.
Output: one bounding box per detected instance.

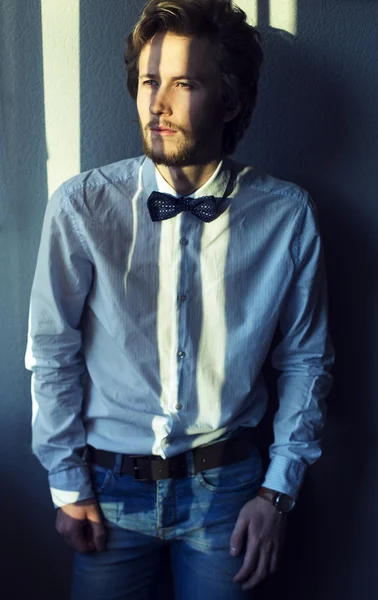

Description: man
[26,1,334,598]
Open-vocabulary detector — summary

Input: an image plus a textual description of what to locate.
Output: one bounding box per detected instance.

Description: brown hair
[125,0,263,155]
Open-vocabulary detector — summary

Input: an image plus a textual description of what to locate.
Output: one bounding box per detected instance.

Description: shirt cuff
[48,466,94,508]
[261,455,307,499]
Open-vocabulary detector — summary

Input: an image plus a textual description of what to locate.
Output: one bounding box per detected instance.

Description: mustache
[146,121,184,132]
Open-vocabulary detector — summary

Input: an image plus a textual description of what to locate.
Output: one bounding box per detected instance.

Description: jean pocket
[90,463,113,494]
[196,450,263,493]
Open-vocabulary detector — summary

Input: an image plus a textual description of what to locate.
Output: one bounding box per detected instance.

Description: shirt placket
[174,214,197,419]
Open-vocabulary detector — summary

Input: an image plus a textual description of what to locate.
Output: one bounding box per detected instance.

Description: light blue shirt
[25,154,334,507]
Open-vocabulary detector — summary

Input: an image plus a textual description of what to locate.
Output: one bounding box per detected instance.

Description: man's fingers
[269,518,286,573]
[56,500,106,553]
[269,542,281,574]
[62,520,106,553]
[232,525,259,583]
[85,506,107,551]
[242,548,271,590]
[230,516,248,556]
[90,520,107,551]
[69,527,96,553]
[231,497,287,589]
[86,504,104,524]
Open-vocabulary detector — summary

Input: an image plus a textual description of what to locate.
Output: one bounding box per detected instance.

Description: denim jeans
[71,438,263,600]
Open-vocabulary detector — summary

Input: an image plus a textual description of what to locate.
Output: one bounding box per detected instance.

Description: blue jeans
[71,438,263,600]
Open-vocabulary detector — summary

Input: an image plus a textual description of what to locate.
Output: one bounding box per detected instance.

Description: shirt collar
[142,155,233,201]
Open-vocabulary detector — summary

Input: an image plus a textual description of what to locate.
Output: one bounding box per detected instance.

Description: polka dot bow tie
[147,191,220,223]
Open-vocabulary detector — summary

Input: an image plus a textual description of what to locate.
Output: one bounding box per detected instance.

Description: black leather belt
[86,427,257,482]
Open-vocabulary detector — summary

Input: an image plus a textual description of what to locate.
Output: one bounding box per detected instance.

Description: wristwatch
[258,487,296,514]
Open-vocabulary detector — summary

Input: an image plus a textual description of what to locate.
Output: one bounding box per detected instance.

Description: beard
[139,119,221,167]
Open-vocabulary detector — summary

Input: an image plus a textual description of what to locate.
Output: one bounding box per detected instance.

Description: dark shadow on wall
[79,1,141,172]
[238,2,378,599]
[0,0,48,360]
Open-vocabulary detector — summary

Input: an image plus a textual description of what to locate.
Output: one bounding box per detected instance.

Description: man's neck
[155,158,222,196]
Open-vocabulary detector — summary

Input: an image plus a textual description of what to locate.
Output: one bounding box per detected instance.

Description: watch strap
[258,487,277,504]
[258,486,295,513]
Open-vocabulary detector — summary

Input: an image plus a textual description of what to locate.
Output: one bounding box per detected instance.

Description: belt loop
[114,452,123,476]
[185,449,196,477]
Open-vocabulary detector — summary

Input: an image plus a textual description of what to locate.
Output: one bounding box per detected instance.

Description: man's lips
[150,127,177,133]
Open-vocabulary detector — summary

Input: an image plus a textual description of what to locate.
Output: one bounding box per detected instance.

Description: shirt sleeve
[25,186,95,507]
[262,194,334,499]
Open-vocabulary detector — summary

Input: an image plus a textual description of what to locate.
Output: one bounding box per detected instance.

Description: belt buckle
[129,455,150,482]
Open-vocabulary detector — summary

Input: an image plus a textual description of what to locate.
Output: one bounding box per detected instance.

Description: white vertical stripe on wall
[269,0,297,35]
[234,0,258,26]
[41,0,81,197]
[196,213,230,430]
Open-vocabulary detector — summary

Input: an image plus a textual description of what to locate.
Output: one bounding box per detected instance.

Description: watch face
[275,493,295,513]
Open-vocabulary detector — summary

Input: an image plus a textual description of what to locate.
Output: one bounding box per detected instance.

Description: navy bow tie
[147,191,220,223]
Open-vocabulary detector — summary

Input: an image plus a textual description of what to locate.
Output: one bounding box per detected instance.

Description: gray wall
[1,1,377,599]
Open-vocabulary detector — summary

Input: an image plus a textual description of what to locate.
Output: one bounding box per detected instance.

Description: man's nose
[150,88,172,116]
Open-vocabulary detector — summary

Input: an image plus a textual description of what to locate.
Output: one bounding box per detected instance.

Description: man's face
[137,32,227,167]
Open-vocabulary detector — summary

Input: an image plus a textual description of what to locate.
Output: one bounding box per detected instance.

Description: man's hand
[230,496,287,590]
[56,498,107,554]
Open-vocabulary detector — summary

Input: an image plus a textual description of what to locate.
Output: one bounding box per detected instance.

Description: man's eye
[142,80,193,89]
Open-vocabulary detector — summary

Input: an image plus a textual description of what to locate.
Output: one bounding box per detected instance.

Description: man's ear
[222,101,242,123]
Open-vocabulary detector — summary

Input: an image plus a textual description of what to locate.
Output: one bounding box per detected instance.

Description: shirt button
[175,403,182,411]
[180,294,187,302]
[177,350,186,359]
[180,237,189,246]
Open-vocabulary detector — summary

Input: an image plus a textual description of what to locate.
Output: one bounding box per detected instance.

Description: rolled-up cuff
[48,466,94,508]
[262,455,307,499]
